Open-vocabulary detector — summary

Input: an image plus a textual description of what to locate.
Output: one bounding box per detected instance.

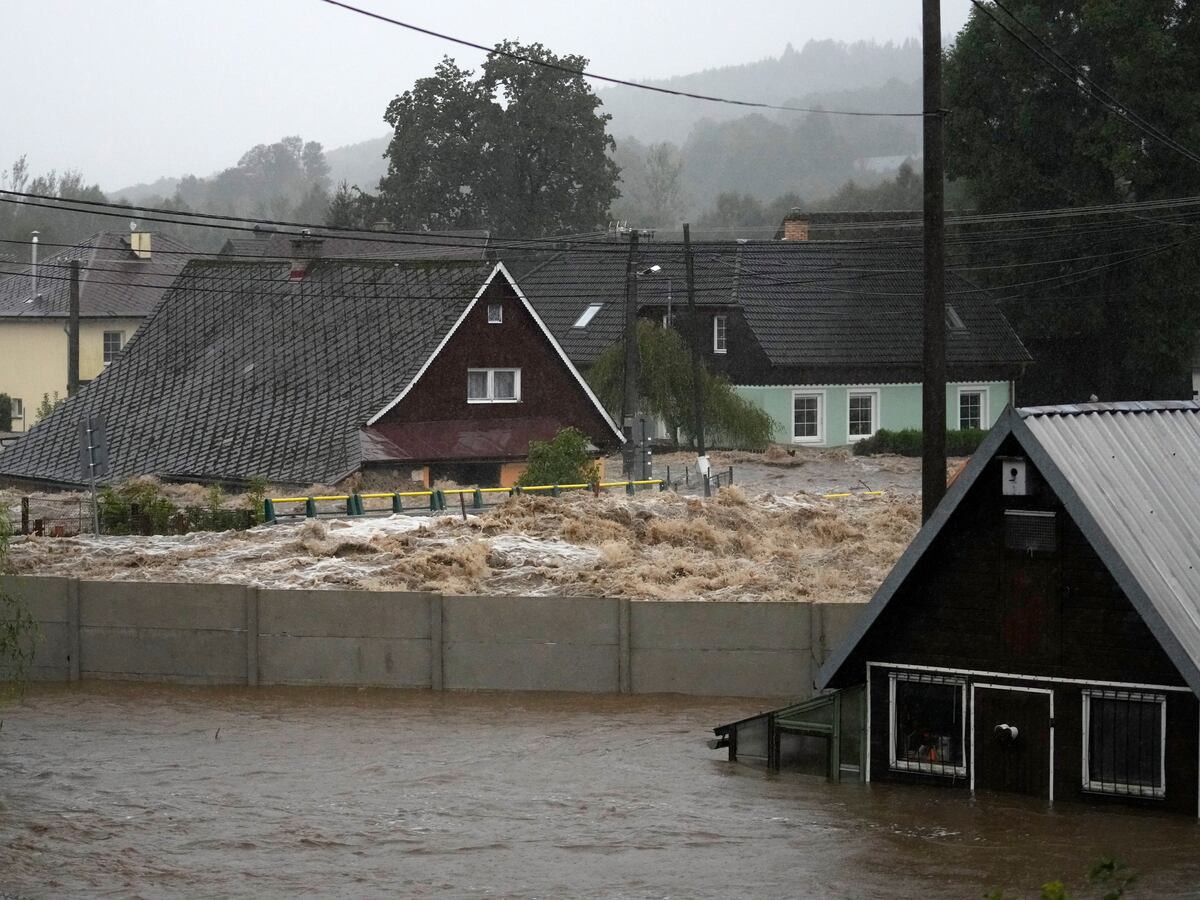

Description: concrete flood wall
[3,576,865,699]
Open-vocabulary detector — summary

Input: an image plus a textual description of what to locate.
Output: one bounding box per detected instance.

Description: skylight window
[573,303,603,328]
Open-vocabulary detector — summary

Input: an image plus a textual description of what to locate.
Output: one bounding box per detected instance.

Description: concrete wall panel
[258,589,433,638]
[444,641,618,693]
[80,581,245,630]
[443,595,617,644]
[80,626,246,682]
[631,601,810,651]
[631,648,808,698]
[1,575,71,622]
[258,635,431,686]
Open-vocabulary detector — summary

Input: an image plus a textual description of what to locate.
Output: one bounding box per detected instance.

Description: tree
[517,427,600,487]
[944,1,1200,402]
[376,44,620,237]
[0,394,11,432]
[588,320,774,450]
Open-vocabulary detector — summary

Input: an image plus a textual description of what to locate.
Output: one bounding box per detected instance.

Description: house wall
[733,381,1011,447]
[0,317,142,432]
[379,278,615,448]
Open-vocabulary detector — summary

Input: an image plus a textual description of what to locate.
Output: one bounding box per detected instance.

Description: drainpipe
[30,231,39,300]
[68,260,80,396]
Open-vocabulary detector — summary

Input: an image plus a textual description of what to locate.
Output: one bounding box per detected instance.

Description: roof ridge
[1018,401,1200,417]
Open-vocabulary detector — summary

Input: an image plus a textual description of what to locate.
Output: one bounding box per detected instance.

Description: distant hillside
[598,39,922,144]
[110,175,181,204]
[326,135,389,192]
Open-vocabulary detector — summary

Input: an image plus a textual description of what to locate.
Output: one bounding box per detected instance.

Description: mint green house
[520,238,1032,447]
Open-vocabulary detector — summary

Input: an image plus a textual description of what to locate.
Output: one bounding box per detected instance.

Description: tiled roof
[0,231,198,318]
[0,259,495,486]
[219,227,491,261]
[519,240,1031,372]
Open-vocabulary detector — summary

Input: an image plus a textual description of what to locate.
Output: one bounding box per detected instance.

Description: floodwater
[1,685,1198,899]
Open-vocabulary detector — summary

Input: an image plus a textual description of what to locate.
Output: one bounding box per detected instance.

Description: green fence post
[625,481,635,496]
[473,488,484,509]
[262,498,276,524]
[512,485,523,497]
[658,479,667,492]
[356,494,366,516]
[435,490,446,511]
[392,492,402,514]
[305,497,317,517]
[552,484,561,497]
[345,495,356,516]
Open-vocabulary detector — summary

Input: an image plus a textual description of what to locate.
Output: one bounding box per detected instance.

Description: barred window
[890,673,966,777]
[1083,690,1165,798]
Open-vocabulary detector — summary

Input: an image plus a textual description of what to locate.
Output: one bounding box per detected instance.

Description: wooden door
[972,684,1054,800]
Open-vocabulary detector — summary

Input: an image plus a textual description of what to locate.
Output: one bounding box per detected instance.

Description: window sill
[1083,783,1165,799]
[792,435,822,444]
[467,398,521,404]
[713,349,727,355]
[889,761,966,778]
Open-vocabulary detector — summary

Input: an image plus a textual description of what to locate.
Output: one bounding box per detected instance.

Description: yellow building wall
[0,318,142,432]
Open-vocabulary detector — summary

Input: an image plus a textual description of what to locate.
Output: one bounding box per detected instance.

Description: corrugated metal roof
[1021,402,1200,688]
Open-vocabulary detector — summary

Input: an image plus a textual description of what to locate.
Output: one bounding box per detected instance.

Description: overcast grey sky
[4,1,973,190]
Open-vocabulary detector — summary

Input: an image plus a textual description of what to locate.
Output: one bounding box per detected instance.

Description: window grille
[890,672,966,777]
[959,389,984,429]
[1004,509,1056,553]
[848,392,876,438]
[793,394,821,441]
[1083,690,1165,798]
[103,330,124,365]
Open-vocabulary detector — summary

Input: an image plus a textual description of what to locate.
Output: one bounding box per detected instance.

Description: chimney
[30,231,39,300]
[289,235,323,281]
[130,230,152,259]
[782,212,809,241]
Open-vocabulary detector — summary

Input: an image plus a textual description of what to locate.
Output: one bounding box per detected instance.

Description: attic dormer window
[487,303,503,324]
[573,304,602,328]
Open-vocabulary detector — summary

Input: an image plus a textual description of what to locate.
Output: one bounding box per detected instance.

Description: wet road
[1,684,1198,898]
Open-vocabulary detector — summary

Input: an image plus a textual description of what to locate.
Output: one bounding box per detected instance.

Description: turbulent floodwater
[2,685,1199,899]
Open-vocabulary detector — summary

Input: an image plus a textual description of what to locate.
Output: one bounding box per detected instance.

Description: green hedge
[852,427,988,457]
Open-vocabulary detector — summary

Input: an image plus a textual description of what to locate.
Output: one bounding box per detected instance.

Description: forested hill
[597,39,922,144]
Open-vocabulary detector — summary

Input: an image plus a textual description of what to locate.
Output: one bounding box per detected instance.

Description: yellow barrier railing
[262,479,666,523]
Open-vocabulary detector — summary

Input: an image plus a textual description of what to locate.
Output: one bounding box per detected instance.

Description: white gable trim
[366,263,624,443]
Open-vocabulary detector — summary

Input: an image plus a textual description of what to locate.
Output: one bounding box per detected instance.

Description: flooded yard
[1,684,1198,898]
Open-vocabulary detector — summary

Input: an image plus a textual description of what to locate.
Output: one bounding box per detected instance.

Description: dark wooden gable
[828,432,1188,689]
[376,273,617,447]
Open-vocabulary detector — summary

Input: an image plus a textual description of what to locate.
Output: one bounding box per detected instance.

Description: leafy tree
[0,394,11,432]
[945,0,1200,402]
[517,427,600,487]
[610,139,688,228]
[376,44,620,237]
[35,392,62,424]
[588,320,774,450]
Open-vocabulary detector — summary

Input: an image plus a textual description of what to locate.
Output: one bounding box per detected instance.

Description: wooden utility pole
[68,259,81,397]
[921,0,947,522]
[683,224,706,460]
[621,229,640,474]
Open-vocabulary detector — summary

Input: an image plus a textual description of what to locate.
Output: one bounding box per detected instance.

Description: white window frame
[573,303,603,328]
[10,397,23,421]
[713,315,727,354]
[102,330,125,366]
[791,389,825,444]
[467,368,521,404]
[487,303,503,324]
[888,671,968,777]
[1081,689,1167,798]
[847,388,880,441]
[956,385,989,430]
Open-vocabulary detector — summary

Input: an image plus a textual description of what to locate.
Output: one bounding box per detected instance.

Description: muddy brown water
[1,685,1198,899]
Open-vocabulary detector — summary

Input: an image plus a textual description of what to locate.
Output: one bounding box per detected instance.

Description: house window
[792,391,824,443]
[467,368,521,403]
[1004,509,1057,553]
[487,303,503,324]
[103,330,125,365]
[10,397,23,422]
[713,315,727,354]
[573,304,602,328]
[848,390,879,440]
[958,386,988,430]
[889,672,966,777]
[945,305,966,331]
[1082,690,1166,798]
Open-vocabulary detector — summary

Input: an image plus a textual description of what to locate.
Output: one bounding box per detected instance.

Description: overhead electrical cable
[316,0,925,119]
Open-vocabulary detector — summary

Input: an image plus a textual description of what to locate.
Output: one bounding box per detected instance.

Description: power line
[317,0,926,119]
[968,0,1200,167]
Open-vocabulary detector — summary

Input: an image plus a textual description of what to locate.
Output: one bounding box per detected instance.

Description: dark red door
[972,685,1053,800]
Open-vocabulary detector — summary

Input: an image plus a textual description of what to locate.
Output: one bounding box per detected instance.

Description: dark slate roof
[819,402,1200,696]
[520,240,1031,373]
[219,227,491,261]
[0,232,198,318]
[0,259,496,486]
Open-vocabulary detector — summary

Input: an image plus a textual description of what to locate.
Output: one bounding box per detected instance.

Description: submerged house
[717,402,1200,814]
[0,249,621,489]
[520,240,1031,446]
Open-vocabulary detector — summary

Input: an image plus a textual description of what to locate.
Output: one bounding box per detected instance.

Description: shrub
[852,427,988,457]
[98,478,254,535]
[518,427,600,487]
[0,393,11,432]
